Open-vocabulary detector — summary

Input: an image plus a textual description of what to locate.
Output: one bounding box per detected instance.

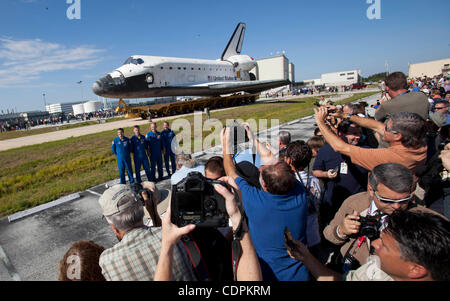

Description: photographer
[323,163,447,273]
[375,72,430,122]
[154,177,262,281]
[440,144,450,219]
[315,107,428,181]
[312,120,370,227]
[221,126,309,281]
[98,183,196,281]
[286,210,450,281]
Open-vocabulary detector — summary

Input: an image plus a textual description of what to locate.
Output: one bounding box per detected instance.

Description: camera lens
[204,199,216,211]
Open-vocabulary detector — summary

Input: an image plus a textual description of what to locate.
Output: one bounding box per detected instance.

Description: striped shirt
[99,226,196,281]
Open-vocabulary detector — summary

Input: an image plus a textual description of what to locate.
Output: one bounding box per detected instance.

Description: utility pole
[43,93,47,111]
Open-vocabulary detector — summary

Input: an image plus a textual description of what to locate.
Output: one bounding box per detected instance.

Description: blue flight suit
[161,128,177,175]
[146,130,164,180]
[112,136,134,184]
[131,134,153,183]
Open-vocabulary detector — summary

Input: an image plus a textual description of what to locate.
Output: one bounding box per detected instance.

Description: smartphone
[284,226,296,249]
[332,166,339,174]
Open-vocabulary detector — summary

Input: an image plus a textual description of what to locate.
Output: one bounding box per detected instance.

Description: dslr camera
[358,212,383,240]
[439,140,450,151]
[130,182,153,205]
[171,172,229,228]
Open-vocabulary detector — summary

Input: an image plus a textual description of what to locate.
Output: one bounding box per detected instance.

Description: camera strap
[181,234,212,281]
[231,211,247,281]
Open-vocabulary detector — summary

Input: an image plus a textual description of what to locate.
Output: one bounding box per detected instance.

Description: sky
[0,0,449,112]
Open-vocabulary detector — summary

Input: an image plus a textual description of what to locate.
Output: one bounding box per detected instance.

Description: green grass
[0,91,379,217]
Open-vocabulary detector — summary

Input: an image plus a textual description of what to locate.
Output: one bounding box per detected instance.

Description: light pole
[77,81,84,102]
[43,93,47,111]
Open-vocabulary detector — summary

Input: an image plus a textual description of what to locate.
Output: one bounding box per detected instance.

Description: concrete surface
[0,92,381,281]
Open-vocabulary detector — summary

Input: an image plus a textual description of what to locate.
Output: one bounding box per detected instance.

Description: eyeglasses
[374,191,413,205]
[384,123,399,134]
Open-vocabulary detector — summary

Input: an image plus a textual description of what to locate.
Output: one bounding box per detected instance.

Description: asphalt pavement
[0,92,380,281]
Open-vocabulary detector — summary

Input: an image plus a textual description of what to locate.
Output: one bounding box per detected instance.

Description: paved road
[0,93,380,281]
[0,89,379,152]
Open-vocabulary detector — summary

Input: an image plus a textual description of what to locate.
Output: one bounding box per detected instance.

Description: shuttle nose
[92,81,103,95]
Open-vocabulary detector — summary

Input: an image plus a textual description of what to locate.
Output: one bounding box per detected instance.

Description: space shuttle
[92,23,289,99]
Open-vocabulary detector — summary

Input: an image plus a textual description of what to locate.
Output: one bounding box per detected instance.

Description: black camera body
[171,172,229,228]
[439,140,450,151]
[130,182,152,205]
[358,213,383,240]
[228,121,249,154]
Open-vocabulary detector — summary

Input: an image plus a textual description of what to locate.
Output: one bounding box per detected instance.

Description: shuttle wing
[166,79,291,96]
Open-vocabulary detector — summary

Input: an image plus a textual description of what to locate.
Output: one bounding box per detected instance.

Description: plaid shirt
[99,226,196,281]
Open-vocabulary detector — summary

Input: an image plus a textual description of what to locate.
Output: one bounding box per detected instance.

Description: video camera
[358,212,383,240]
[171,172,230,228]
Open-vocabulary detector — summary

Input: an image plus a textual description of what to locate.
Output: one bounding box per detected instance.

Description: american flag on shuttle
[208,76,213,81]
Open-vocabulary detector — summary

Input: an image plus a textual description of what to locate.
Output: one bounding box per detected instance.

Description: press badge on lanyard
[340,162,348,174]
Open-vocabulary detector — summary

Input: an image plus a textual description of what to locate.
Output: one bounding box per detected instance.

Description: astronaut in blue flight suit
[161,121,177,175]
[130,125,153,183]
[145,122,164,181]
[112,128,134,185]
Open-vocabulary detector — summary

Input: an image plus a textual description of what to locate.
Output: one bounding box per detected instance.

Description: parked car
[350,83,367,90]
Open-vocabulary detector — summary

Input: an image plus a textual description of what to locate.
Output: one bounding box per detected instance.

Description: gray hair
[106,195,144,232]
[344,104,358,115]
[389,112,426,149]
[176,152,196,168]
[368,163,414,193]
[278,131,291,146]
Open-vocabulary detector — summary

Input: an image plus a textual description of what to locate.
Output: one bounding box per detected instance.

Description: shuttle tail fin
[221,23,246,61]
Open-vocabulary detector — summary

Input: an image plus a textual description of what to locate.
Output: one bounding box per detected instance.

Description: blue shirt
[130,134,149,160]
[112,137,132,159]
[145,131,163,154]
[235,177,309,281]
[313,144,368,205]
[161,129,176,149]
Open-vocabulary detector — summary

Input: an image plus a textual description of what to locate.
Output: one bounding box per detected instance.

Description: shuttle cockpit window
[123,57,144,65]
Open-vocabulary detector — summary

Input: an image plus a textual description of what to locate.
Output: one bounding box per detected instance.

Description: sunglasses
[384,123,399,134]
[374,191,413,204]
[435,106,448,110]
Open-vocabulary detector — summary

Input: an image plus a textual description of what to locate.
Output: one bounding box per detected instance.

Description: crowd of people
[58,71,449,282]
[0,109,120,133]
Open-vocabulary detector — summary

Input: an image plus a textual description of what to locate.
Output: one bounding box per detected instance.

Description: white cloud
[0,38,105,88]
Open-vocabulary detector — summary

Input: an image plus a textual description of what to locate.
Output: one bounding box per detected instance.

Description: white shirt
[170,164,205,186]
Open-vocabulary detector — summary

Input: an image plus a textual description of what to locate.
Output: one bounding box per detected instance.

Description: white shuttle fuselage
[93,23,289,99]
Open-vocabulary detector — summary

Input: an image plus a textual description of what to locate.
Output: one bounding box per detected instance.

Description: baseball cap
[98,185,139,217]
